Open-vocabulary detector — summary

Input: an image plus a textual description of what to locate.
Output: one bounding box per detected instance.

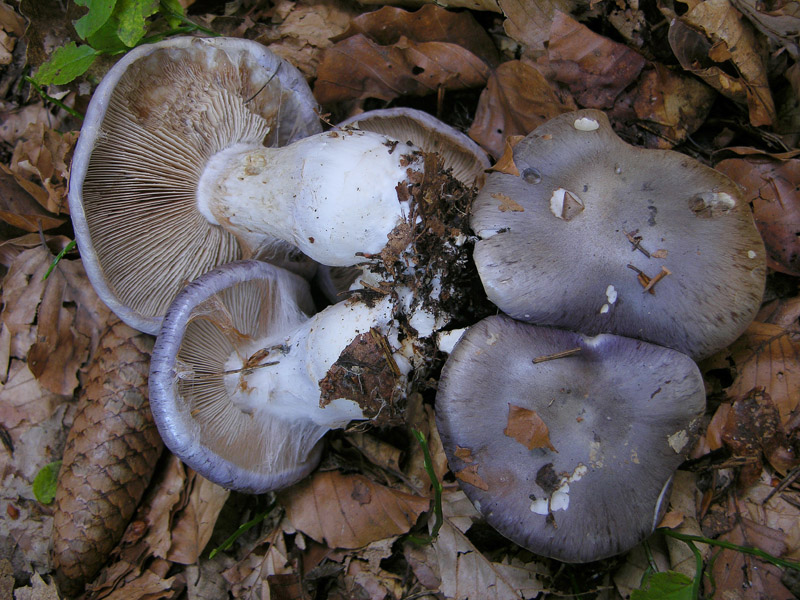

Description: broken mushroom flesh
[336,107,491,187]
[149,260,411,493]
[471,109,766,359]
[69,36,323,334]
[435,315,705,563]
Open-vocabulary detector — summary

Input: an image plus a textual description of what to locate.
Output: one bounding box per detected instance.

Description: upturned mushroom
[470,109,766,359]
[149,260,412,493]
[70,36,438,334]
[435,315,706,563]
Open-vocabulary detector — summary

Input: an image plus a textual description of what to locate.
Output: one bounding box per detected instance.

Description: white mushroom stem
[197,130,422,266]
[224,296,409,430]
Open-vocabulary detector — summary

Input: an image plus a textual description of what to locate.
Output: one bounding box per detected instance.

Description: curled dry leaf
[339,5,500,67]
[715,157,800,276]
[503,404,556,452]
[731,0,800,58]
[723,320,800,425]
[52,320,162,596]
[499,0,577,56]
[547,11,647,110]
[315,33,490,106]
[719,388,798,487]
[1,245,110,395]
[468,60,575,159]
[431,491,548,600]
[630,64,717,148]
[278,470,429,549]
[10,123,77,216]
[663,0,776,126]
[166,474,230,565]
[0,165,65,231]
[357,0,502,12]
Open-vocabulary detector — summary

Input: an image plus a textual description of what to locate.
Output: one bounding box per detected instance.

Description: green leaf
[158,0,185,29]
[32,461,62,505]
[74,0,117,39]
[32,42,100,85]
[632,571,695,600]
[115,0,160,47]
[86,15,130,53]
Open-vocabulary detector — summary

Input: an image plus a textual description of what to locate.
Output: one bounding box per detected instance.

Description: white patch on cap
[573,117,600,131]
[550,188,567,219]
[668,430,689,453]
[747,250,757,259]
[529,464,588,515]
[486,332,500,346]
[605,285,617,304]
[599,303,610,314]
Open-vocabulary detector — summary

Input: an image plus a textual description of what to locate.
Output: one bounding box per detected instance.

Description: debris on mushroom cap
[435,315,706,563]
[69,36,322,334]
[470,109,767,360]
[336,107,491,187]
[149,260,413,493]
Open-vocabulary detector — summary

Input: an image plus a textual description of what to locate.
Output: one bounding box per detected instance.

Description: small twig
[625,229,651,258]
[532,347,582,364]
[764,465,800,504]
[371,328,402,377]
[641,266,671,294]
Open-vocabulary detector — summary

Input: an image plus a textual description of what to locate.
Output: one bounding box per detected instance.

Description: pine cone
[52,320,163,596]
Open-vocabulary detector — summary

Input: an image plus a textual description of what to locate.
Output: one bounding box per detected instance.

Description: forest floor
[1,0,800,598]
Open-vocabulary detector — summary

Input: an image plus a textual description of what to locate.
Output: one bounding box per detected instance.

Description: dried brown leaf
[716,157,800,275]
[731,0,800,58]
[432,491,548,600]
[10,124,77,215]
[499,0,577,55]
[278,470,429,548]
[725,321,800,425]
[315,34,490,106]
[547,11,647,109]
[492,193,525,213]
[503,404,556,451]
[341,5,499,67]
[631,64,717,148]
[664,0,776,126]
[710,517,794,600]
[455,463,489,490]
[0,165,65,232]
[468,60,575,158]
[166,474,230,564]
[358,0,501,11]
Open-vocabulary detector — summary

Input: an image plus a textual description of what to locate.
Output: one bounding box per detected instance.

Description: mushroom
[69,37,432,334]
[336,107,490,187]
[149,260,410,493]
[434,314,706,563]
[470,109,766,359]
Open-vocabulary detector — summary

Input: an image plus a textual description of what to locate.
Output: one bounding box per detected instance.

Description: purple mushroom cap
[471,109,766,360]
[435,315,705,563]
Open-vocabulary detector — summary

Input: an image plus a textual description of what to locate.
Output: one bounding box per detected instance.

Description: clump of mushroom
[471,109,766,360]
[69,36,467,335]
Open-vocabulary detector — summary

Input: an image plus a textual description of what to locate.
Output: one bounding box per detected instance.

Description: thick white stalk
[197,130,420,266]
[224,296,407,429]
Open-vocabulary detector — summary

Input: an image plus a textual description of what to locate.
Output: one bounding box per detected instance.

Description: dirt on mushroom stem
[322,151,495,423]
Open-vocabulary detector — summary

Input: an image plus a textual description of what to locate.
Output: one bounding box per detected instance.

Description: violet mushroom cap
[69,36,322,334]
[471,109,766,360]
[435,315,705,563]
[336,107,490,187]
[149,260,407,493]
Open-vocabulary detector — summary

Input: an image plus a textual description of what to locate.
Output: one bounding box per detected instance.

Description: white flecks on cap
[573,117,600,131]
[667,430,689,453]
[606,285,618,304]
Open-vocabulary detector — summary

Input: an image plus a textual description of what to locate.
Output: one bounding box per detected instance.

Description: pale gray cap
[471,109,766,359]
[436,315,706,562]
